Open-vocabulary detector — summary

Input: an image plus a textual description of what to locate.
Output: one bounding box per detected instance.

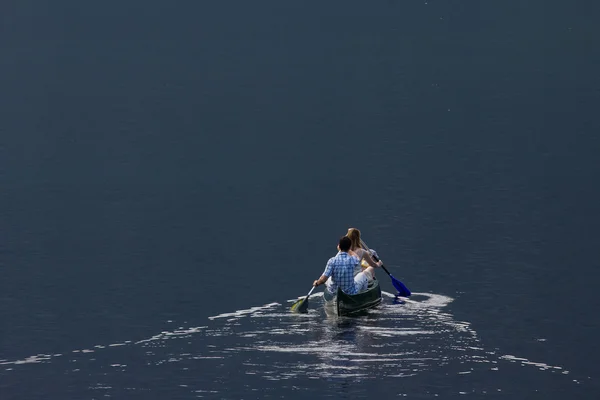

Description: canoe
[323,278,382,316]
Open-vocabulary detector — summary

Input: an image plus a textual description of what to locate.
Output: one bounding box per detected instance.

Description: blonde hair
[346,228,362,250]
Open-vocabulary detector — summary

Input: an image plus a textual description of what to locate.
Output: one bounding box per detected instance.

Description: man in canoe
[313,236,370,295]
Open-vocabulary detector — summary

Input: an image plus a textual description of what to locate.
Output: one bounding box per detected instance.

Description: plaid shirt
[323,251,360,295]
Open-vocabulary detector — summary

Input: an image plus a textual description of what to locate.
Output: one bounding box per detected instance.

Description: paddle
[290,286,316,313]
[360,239,411,297]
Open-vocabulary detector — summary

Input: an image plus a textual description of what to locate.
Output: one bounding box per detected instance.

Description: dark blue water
[1,1,599,398]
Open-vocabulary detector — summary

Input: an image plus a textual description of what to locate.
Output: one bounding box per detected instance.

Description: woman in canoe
[346,228,382,286]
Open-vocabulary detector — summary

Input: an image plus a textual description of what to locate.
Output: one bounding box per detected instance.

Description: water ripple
[1,291,586,398]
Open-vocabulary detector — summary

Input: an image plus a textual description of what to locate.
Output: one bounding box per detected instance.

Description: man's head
[338,236,352,252]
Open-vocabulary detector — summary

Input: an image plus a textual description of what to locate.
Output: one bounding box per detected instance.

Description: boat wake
[1,291,586,397]
[198,291,571,380]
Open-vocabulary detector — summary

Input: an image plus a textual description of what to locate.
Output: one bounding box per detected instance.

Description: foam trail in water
[208,302,280,320]
[1,291,573,385]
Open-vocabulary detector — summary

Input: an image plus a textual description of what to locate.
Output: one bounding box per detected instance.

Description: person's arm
[357,248,382,268]
[363,252,383,268]
[313,275,328,287]
[314,258,333,286]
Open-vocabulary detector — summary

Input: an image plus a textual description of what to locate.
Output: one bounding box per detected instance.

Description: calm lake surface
[1,1,599,399]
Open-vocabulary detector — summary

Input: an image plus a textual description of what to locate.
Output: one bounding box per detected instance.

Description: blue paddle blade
[390,274,411,297]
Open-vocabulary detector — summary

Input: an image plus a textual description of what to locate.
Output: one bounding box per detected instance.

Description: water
[1,292,581,398]
[1,1,599,399]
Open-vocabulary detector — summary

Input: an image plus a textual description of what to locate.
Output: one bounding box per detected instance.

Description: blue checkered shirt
[323,251,360,295]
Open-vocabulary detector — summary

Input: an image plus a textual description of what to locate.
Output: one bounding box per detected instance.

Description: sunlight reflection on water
[1,291,582,397]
